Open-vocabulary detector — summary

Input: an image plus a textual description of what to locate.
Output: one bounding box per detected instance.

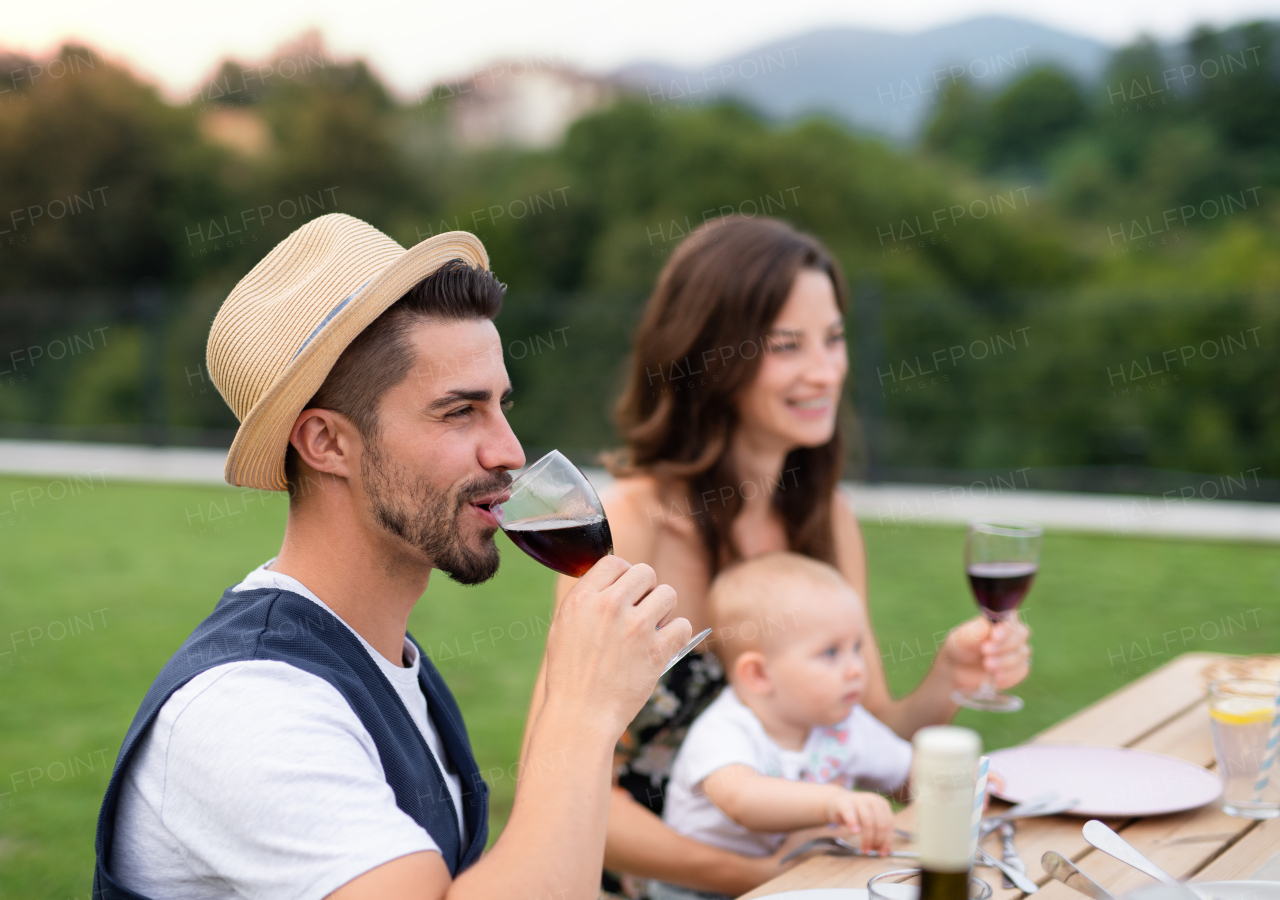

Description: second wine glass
[952,519,1042,713]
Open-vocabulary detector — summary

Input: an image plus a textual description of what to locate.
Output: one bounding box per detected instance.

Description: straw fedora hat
[207,213,489,490]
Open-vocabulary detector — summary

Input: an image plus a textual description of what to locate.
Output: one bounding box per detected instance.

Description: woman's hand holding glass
[938,613,1032,695]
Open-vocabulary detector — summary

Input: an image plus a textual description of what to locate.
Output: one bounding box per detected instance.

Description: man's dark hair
[285,259,506,497]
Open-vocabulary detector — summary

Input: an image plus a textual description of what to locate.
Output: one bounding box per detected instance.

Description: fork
[999,821,1028,889]
[779,835,919,865]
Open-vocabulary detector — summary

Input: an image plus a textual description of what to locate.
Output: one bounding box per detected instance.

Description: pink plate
[987,744,1222,817]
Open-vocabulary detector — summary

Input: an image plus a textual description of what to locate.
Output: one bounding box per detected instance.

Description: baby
[656,552,911,900]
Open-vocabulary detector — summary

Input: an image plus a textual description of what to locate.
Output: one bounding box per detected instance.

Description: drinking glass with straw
[1207,676,1280,819]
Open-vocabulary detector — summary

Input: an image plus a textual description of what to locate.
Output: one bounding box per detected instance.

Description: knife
[1043,851,1117,900]
[830,837,918,858]
[990,791,1060,823]
[778,836,920,865]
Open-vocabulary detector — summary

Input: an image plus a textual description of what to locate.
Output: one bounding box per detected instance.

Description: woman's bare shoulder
[601,474,701,559]
[831,483,857,521]
[602,474,713,618]
[600,473,662,511]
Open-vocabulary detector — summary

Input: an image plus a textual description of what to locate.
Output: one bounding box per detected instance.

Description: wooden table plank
[1031,653,1224,747]
[738,653,1231,900]
[1193,817,1280,880]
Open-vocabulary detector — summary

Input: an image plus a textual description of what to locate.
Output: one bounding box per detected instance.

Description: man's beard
[360,435,511,585]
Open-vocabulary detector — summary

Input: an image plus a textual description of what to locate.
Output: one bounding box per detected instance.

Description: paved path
[2,439,1278,542]
[843,481,1280,543]
[0,439,228,485]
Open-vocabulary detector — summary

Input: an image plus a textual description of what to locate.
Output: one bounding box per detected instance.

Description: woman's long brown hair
[607,215,850,574]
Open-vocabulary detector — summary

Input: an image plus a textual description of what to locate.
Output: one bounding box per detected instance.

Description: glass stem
[977,613,1005,697]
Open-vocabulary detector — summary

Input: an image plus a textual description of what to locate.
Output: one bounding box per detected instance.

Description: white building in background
[428,59,617,149]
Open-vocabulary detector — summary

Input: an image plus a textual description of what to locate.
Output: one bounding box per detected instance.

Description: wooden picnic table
[740,652,1280,899]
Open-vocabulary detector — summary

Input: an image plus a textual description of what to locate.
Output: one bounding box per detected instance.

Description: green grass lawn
[0,474,1275,899]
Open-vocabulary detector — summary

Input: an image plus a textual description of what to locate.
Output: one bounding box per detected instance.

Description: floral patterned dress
[602,650,726,900]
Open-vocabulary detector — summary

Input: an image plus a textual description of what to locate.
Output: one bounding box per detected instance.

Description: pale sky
[8,0,1280,100]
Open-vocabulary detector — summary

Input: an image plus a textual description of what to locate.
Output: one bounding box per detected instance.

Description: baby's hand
[825,788,894,856]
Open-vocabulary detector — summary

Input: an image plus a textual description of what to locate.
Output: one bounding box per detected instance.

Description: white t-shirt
[109,560,468,900]
[662,686,913,857]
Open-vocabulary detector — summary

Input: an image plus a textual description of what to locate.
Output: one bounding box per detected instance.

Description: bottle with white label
[911,725,981,900]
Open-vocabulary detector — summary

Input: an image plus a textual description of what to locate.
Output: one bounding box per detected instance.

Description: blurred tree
[987,68,1087,166]
[923,80,992,169]
[0,45,227,290]
[1188,23,1280,151]
[925,69,1086,170]
[252,55,421,238]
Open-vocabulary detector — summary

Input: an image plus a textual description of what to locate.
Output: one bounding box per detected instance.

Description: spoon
[1043,850,1118,900]
[1082,820,1179,885]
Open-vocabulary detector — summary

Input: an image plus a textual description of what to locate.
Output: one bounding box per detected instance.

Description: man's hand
[824,788,894,856]
[541,556,691,740]
[940,614,1031,692]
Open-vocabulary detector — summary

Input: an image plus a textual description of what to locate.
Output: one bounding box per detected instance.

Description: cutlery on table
[976,845,1040,893]
[977,796,1081,842]
[1042,850,1118,900]
[990,791,1060,823]
[984,794,1077,825]
[897,792,1072,844]
[1081,819,1179,886]
[999,820,1027,889]
[778,835,918,865]
[830,837,918,859]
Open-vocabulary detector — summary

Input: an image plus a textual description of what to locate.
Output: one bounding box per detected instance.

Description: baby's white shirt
[662,686,913,856]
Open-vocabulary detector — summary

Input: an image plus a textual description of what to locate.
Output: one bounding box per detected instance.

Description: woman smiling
[522,215,1032,899]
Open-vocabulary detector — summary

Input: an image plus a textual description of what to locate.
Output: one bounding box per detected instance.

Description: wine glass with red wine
[496,450,711,675]
[951,519,1042,713]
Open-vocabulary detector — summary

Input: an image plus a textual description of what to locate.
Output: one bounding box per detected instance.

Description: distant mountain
[611,16,1113,142]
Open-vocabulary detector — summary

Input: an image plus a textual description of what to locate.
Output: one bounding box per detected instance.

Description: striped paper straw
[1251,680,1280,802]
[969,755,990,862]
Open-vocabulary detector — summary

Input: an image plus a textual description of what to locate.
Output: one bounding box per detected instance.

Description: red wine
[967,561,1037,619]
[502,515,613,578]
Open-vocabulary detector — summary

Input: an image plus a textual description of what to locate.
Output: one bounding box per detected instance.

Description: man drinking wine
[93,213,692,900]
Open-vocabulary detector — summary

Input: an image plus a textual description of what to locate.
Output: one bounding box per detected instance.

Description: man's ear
[733,650,772,697]
[289,408,361,482]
